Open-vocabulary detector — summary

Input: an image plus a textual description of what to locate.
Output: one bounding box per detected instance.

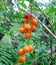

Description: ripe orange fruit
[31,25,36,31]
[24,13,28,19]
[18,48,24,55]
[23,46,30,53]
[24,23,31,31]
[24,13,32,20]
[25,32,31,39]
[29,45,34,52]
[20,55,26,62]
[32,18,38,26]
[24,19,29,23]
[28,14,32,20]
[20,27,25,34]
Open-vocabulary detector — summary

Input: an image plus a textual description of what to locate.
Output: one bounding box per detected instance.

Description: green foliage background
[0,0,56,65]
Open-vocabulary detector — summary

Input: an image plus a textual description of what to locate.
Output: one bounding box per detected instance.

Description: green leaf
[0,58,8,65]
[20,2,27,8]
[32,7,40,11]
[47,7,56,14]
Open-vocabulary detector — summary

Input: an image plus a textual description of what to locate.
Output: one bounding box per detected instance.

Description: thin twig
[38,19,56,39]
[32,4,49,22]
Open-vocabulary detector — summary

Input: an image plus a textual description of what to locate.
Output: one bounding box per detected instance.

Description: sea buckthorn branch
[18,6,56,39]
[12,1,56,39]
[14,10,56,39]
[38,19,56,39]
[30,3,54,65]
[31,3,56,39]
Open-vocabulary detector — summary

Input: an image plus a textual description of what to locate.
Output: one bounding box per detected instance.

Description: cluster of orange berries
[20,13,38,39]
[18,45,34,62]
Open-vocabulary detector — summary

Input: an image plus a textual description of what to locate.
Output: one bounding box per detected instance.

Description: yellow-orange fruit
[24,19,29,23]
[18,48,24,55]
[31,25,36,31]
[24,23,31,31]
[24,13,32,20]
[20,27,25,34]
[23,46,30,53]
[20,55,26,62]
[32,18,38,26]
[29,45,34,52]
[25,32,31,39]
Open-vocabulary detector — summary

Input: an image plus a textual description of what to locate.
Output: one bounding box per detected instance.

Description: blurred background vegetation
[0,0,56,65]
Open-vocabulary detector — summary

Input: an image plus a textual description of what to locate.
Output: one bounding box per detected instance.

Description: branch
[32,4,49,22]
[38,19,56,39]
[19,7,56,39]
[12,1,56,39]
[31,4,56,39]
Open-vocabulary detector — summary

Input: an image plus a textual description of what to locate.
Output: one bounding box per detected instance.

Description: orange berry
[24,13,28,19]
[29,45,34,52]
[25,32,31,39]
[20,55,26,62]
[28,14,32,20]
[24,23,31,31]
[32,18,38,26]
[24,13,32,20]
[23,46,30,53]
[18,48,24,55]
[20,27,25,34]
[31,25,36,31]
[24,19,29,23]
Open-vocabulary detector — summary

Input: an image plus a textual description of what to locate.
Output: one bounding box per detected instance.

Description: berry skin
[23,46,30,53]
[24,19,29,23]
[29,45,34,52]
[24,23,31,31]
[18,48,24,55]
[25,32,31,39]
[32,18,38,26]
[24,13,28,19]
[20,55,26,62]
[31,25,36,32]
[20,27,25,34]
[24,13,32,20]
